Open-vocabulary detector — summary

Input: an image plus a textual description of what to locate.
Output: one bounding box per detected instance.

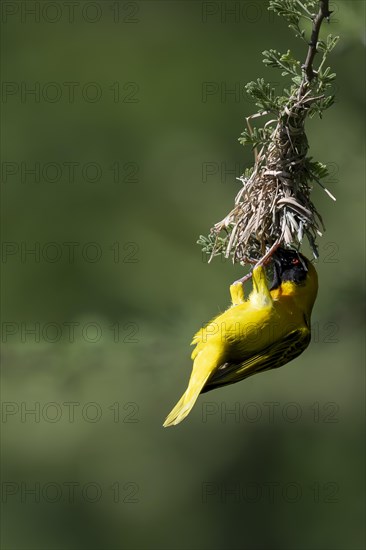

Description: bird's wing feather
[201,327,311,393]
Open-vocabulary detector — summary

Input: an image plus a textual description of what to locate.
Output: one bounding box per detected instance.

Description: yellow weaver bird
[163,248,318,427]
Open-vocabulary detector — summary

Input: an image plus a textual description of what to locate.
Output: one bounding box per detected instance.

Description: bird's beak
[270,257,282,289]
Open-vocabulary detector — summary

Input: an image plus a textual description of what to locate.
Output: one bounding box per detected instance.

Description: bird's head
[270,247,318,317]
[270,248,309,288]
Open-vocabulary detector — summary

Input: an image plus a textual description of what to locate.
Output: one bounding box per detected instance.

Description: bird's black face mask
[270,248,309,290]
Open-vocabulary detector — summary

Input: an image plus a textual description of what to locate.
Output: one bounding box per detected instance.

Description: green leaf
[245,78,279,112]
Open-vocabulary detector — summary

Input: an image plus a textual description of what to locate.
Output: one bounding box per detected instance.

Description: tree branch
[302,0,332,82]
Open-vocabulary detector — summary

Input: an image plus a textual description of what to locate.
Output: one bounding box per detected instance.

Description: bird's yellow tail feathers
[163,371,212,427]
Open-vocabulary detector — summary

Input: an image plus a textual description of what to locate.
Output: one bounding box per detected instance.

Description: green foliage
[306,159,330,180]
[265,1,339,120]
[238,123,273,149]
[262,49,301,77]
[268,0,319,36]
[197,232,227,257]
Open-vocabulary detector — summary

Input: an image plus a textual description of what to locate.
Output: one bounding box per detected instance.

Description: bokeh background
[1,1,365,549]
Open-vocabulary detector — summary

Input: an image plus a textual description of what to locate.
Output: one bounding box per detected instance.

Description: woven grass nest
[208,87,335,266]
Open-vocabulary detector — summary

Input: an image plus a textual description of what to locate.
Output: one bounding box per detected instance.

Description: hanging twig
[302,0,332,83]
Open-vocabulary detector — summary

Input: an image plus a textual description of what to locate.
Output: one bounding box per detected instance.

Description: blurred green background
[1,1,365,549]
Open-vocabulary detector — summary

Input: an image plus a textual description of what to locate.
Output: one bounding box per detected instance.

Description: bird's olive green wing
[201,327,311,394]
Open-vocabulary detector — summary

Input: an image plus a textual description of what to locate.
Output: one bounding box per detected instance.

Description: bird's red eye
[292,258,300,265]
